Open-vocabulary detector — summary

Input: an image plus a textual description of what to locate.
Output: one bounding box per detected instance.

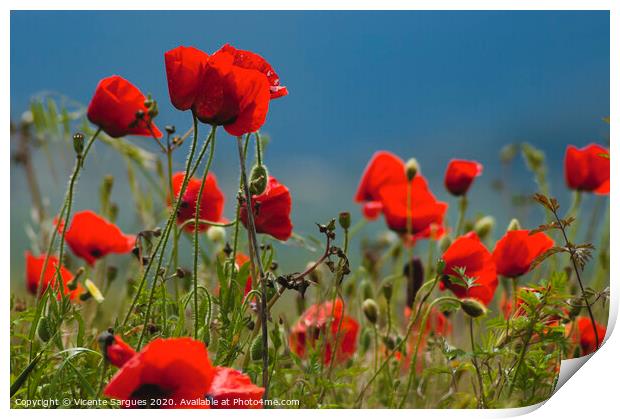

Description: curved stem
[192,125,217,338]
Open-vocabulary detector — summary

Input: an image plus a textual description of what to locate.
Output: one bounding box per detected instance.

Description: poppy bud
[249,164,269,195]
[176,267,185,278]
[507,218,522,231]
[436,258,446,276]
[207,226,226,243]
[37,316,52,342]
[438,236,452,253]
[473,216,495,240]
[404,258,424,308]
[84,278,105,303]
[405,158,419,181]
[73,132,85,157]
[460,298,488,318]
[338,212,351,230]
[382,282,393,302]
[362,299,379,324]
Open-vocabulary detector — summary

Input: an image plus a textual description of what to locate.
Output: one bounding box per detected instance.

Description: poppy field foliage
[10,43,610,409]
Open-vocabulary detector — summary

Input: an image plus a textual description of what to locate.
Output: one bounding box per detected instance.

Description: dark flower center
[130,384,170,408]
[90,248,103,258]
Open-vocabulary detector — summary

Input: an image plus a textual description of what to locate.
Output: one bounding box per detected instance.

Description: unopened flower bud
[73,132,85,157]
[474,216,495,240]
[207,226,226,243]
[249,164,269,195]
[338,212,351,230]
[405,158,420,181]
[84,279,105,303]
[460,298,487,318]
[507,218,522,231]
[362,299,380,324]
[382,282,393,302]
[436,259,447,276]
[175,267,186,278]
[439,235,452,253]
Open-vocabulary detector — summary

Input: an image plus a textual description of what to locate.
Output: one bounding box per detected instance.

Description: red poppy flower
[165,46,210,111]
[564,144,610,195]
[104,338,216,408]
[444,159,483,196]
[170,172,225,233]
[240,176,293,241]
[439,232,498,306]
[575,317,606,356]
[25,251,82,300]
[87,75,162,139]
[208,366,265,409]
[354,151,406,220]
[289,299,359,365]
[165,44,286,136]
[100,332,137,368]
[59,210,135,266]
[217,44,288,99]
[378,175,448,235]
[492,230,554,278]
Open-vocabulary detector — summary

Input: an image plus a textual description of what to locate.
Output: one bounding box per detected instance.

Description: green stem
[398,296,460,407]
[469,317,486,408]
[192,125,217,338]
[455,195,468,236]
[128,114,202,347]
[355,273,442,407]
[236,135,270,398]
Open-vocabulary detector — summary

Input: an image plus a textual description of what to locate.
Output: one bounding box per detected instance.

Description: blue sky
[10,11,610,281]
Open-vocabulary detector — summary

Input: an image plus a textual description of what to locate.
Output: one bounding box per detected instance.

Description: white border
[3,2,617,418]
